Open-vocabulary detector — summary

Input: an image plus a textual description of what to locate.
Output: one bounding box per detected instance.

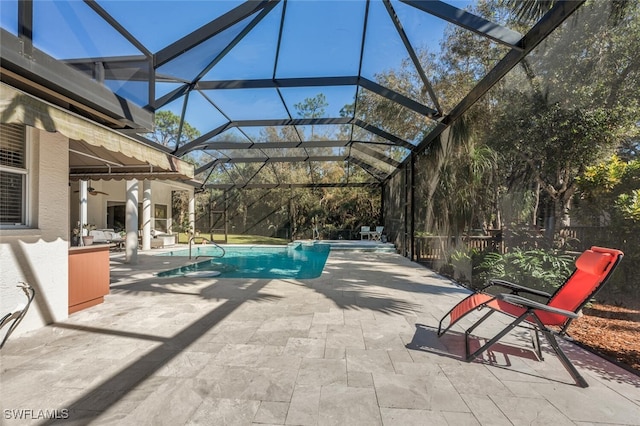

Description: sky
[0,0,475,138]
[1,0,467,73]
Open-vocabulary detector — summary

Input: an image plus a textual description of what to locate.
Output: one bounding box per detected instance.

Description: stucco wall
[0,128,70,337]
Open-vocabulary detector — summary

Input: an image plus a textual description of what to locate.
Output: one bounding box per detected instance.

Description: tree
[575,154,640,223]
[193,94,384,240]
[150,110,201,234]
[491,0,637,231]
[490,96,619,231]
[294,94,328,140]
[150,110,200,150]
[573,153,640,299]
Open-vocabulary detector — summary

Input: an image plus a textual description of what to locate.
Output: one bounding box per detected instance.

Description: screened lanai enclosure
[1,0,639,301]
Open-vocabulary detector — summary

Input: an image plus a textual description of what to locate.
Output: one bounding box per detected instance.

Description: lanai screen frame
[0,0,585,192]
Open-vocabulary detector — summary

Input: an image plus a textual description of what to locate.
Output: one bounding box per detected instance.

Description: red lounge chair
[438,246,623,387]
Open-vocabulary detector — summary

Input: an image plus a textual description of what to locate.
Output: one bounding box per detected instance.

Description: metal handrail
[1,282,35,350]
[190,236,225,260]
[188,236,196,260]
[196,241,226,260]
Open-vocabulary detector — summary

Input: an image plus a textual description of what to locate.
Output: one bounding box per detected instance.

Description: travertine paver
[1,245,639,425]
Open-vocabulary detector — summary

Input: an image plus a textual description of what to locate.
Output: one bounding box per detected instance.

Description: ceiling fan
[73,181,109,196]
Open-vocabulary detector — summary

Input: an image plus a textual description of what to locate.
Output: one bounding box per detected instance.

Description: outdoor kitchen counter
[68,245,110,314]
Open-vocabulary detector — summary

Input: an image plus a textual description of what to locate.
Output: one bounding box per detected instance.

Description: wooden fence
[414,226,609,265]
[415,235,502,265]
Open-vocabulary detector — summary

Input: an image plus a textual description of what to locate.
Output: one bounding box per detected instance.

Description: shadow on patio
[2,250,639,425]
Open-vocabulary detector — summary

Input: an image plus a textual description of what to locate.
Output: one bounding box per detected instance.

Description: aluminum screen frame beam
[351,144,402,169]
[196,76,358,90]
[206,141,344,150]
[204,182,382,190]
[349,157,388,182]
[353,119,416,151]
[196,155,393,180]
[198,146,401,168]
[199,139,393,150]
[0,29,154,130]
[155,0,280,68]
[84,0,155,104]
[401,0,524,49]
[383,0,442,115]
[175,117,415,156]
[195,76,439,118]
[63,56,151,82]
[197,154,355,173]
[358,78,439,118]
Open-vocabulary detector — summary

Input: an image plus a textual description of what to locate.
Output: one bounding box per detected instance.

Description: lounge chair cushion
[89,230,109,243]
[575,250,612,276]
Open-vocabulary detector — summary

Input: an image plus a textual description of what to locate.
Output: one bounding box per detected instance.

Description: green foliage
[151,110,201,149]
[576,154,640,221]
[294,94,328,119]
[450,247,481,285]
[500,0,557,24]
[616,191,640,221]
[572,154,640,301]
[186,91,383,240]
[476,249,574,292]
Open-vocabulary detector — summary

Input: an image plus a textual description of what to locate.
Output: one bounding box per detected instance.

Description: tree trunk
[532,181,540,226]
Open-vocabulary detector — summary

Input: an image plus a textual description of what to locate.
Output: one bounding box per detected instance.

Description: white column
[79,180,88,245]
[142,180,151,250]
[125,179,139,264]
[189,188,195,239]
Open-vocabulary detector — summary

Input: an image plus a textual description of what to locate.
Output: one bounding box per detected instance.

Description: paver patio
[1,247,639,425]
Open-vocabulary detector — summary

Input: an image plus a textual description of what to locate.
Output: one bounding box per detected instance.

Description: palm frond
[502,0,557,23]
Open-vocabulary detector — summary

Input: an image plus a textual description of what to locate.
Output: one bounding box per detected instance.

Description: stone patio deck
[1,248,639,425]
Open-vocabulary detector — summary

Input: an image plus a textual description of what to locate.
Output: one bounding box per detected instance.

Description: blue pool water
[156,243,330,279]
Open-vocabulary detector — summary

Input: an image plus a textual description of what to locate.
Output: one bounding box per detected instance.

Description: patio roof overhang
[0,28,154,131]
[0,83,195,182]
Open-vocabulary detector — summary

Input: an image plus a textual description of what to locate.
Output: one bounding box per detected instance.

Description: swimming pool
[156,242,331,279]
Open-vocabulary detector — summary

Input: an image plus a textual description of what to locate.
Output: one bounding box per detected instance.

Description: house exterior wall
[0,128,70,336]
[68,179,192,235]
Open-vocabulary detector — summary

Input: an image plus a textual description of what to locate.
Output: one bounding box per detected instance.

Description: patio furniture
[90,229,125,250]
[370,226,384,241]
[360,226,371,240]
[89,230,110,244]
[437,246,623,387]
[154,232,176,248]
[147,230,176,248]
[104,230,125,250]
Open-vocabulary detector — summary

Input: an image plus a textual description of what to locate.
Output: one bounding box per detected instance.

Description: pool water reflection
[156,243,330,279]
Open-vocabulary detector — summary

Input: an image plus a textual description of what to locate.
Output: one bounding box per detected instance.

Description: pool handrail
[189,236,225,260]
[188,236,196,259]
[195,243,225,260]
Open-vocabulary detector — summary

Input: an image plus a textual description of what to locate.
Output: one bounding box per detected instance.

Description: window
[154,204,167,233]
[0,124,28,227]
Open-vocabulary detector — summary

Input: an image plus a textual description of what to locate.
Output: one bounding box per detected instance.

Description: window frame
[0,124,31,229]
[154,203,168,233]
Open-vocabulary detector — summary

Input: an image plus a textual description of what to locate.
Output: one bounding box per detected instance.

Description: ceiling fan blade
[74,189,108,195]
